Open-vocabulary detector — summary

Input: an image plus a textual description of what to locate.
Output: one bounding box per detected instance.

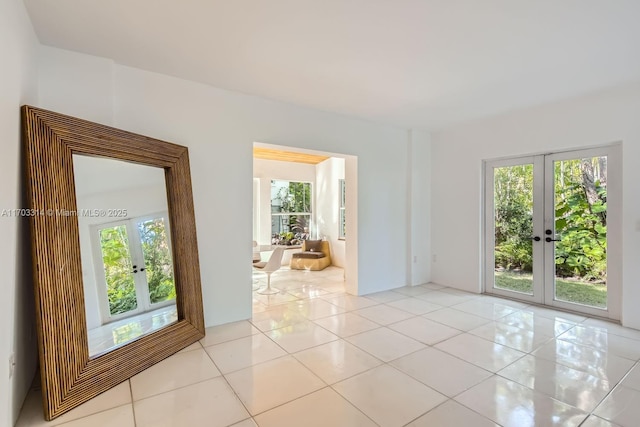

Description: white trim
[90,212,175,325]
[339,178,346,240]
[542,145,621,319]
[484,144,621,320]
[484,155,543,305]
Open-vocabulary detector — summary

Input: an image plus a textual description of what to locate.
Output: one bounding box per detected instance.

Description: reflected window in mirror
[73,155,177,357]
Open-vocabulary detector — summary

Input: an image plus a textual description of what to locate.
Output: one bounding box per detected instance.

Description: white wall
[316,158,346,267]
[253,158,316,245]
[37,46,419,328]
[0,1,39,425]
[431,82,640,329]
[38,46,114,125]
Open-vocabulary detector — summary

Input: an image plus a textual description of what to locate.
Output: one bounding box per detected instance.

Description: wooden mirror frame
[22,106,205,420]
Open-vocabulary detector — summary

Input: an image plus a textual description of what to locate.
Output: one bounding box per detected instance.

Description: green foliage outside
[100,226,138,315]
[553,160,607,281]
[271,181,311,243]
[272,181,311,214]
[138,219,176,304]
[100,218,175,316]
[494,157,607,303]
[494,164,534,272]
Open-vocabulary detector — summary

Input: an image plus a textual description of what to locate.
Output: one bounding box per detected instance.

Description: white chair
[253,246,284,295]
[252,241,261,290]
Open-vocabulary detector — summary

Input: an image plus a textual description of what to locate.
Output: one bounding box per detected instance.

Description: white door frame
[91,219,145,324]
[542,146,621,319]
[484,144,621,320]
[91,212,175,324]
[484,155,544,305]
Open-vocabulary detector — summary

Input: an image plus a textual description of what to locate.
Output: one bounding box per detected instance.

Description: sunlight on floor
[16,266,640,427]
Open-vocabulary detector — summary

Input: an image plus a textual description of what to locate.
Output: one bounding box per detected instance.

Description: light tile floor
[16,266,640,426]
[87,304,177,357]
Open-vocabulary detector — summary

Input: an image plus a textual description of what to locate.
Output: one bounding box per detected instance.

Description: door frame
[91,219,144,323]
[133,212,176,311]
[483,155,544,305]
[542,146,622,318]
[90,212,176,324]
[483,144,622,320]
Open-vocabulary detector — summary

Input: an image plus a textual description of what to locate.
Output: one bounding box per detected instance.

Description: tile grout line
[246,281,639,426]
[29,277,639,426]
[200,339,257,426]
[128,380,138,427]
[583,359,640,425]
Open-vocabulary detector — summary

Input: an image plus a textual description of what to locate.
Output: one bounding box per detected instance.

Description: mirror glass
[73,155,177,357]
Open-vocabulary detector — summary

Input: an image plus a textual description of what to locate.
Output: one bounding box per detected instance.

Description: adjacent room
[4,1,640,427]
[251,145,352,303]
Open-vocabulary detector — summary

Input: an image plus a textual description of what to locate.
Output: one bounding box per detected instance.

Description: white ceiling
[23,0,640,130]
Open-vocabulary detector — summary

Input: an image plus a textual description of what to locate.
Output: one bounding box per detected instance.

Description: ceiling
[23,0,640,130]
[253,147,329,165]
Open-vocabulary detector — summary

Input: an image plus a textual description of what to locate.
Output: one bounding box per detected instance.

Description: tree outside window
[271,180,311,244]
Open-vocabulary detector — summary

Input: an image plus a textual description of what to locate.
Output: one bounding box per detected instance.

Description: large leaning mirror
[74,156,177,357]
[22,106,205,420]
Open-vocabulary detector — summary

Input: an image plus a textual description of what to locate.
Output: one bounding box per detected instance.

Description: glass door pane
[492,163,535,295]
[136,217,176,305]
[551,156,608,309]
[98,224,139,316]
[487,146,618,318]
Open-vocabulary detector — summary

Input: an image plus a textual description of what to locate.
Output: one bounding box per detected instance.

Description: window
[339,178,346,239]
[271,180,311,243]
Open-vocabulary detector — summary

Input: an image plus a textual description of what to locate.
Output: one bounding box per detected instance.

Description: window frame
[270,180,313,239]
[339,178,346,240]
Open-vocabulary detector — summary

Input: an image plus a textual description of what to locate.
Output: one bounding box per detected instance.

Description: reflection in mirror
[73,155,177,357]
[23,105,204,420]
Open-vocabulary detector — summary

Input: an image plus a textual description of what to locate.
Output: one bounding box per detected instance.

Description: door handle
[544,230,560,242]
[530,236,541,241]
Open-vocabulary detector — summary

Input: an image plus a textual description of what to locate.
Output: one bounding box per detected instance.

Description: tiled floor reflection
[16,266,640,426]
[87,304,177,357]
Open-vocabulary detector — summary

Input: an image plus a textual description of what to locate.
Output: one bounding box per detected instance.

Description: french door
[91,213,176,324]
[484,146,620,319]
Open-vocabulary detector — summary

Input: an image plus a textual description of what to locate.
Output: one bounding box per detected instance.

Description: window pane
[271,180,289,213]
[98,225,138,316]
[271,180,312,243]
[271,214,311,244]
[271,180,311,213]
[553,156,607,308]
[137,217,176,305]
[493,164,534,295]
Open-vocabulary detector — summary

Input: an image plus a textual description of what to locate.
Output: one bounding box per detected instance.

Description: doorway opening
[484,145,621,319]
[252,143,358,295]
